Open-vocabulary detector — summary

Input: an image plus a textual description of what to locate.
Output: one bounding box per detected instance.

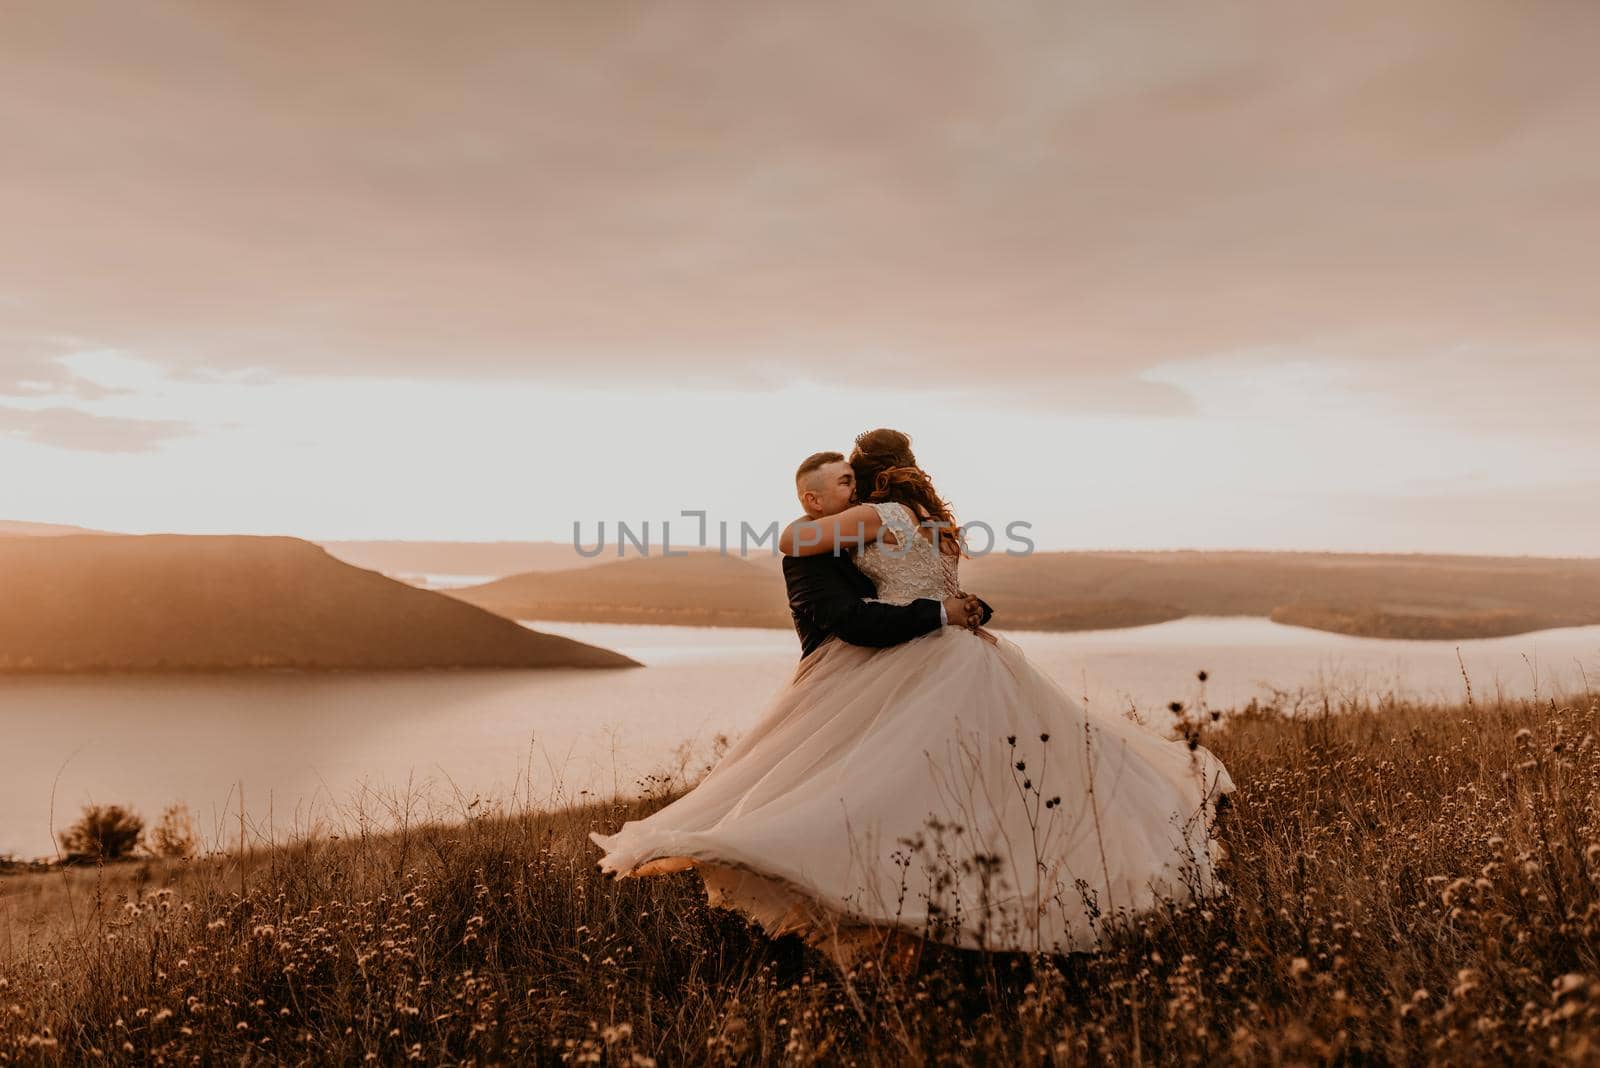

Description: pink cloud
[0,0,1594,427]
[0,405,194,453]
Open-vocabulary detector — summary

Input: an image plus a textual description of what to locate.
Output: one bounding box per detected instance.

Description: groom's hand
[957,588,994,627]
[942,594,983,627]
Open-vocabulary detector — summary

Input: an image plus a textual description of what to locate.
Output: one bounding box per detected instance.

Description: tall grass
[2,691,1598,1065]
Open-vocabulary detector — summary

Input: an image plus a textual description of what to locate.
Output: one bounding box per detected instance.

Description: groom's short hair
[795,451,845,484]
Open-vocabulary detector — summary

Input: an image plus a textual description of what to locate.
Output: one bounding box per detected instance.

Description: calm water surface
[3,618,1596,858]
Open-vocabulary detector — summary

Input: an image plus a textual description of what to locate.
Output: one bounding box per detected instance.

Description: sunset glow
[4,1,1596,553]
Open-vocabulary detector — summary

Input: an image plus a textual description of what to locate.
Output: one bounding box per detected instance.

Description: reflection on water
[2,618,1596,858]
[394,572,503,590]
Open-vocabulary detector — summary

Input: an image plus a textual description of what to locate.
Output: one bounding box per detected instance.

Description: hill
[448,551,793,629]
[317,539,644,578]
[448,548,1600,640]
[0,524,655,578]
[958,550,1600,638]
[0,534,638,672]
[0,519,110,536]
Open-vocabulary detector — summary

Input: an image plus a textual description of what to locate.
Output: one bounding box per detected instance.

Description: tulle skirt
[590,626,1235,961]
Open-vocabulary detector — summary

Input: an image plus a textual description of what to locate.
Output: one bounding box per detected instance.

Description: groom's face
[800,461,856,518]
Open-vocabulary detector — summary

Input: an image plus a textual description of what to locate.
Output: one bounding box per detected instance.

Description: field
[3,689,1599,1065]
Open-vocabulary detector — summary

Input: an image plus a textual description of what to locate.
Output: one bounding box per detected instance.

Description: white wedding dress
[590,502,1235,961]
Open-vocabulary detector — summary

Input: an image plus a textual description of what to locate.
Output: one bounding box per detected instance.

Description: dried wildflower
[1553,974,1588,998]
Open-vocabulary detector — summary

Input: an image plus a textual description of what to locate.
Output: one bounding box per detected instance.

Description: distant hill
[11,518,1599,641]
[0,524,663,577]
[0,520,110,537]
[448,552,794,629]
[0,535,638,672]
[957,550,1600,638]
[0,523,671,580]
[317,538,702,581]
[448,549,1600,641]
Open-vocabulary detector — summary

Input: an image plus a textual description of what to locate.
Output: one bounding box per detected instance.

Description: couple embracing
[593,428,1234,969]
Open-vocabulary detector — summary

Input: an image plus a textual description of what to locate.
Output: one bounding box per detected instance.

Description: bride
[591,429,1235,966]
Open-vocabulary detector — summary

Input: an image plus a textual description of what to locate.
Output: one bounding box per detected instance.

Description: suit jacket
[782,550,993,660]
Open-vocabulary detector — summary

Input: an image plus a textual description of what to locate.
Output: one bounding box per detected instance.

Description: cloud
[1332,480,1600,558]
[0,0,1595,424]
[0,337,134,401]
[0,405,195,453]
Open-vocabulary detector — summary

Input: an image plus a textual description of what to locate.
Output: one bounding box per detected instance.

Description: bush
[150,802,199,859]
[59,803,145,860]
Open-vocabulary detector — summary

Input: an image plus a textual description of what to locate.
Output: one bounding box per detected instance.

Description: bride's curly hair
[848,428,965,556]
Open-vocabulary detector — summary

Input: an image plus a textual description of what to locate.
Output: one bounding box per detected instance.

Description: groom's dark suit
[782,550,993,660]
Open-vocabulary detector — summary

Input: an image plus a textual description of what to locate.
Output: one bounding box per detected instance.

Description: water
[392,572,502,590]
[2,618,1596,859]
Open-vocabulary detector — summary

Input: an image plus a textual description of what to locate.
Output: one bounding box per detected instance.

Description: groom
[783,451,993,659]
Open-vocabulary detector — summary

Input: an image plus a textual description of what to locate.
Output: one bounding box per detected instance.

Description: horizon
[7,517,1600,563]
[4,2,1597,555]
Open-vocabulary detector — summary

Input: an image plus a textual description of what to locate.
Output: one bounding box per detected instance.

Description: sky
[2,0,1597,554]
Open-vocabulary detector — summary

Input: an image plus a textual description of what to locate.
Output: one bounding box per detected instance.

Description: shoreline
[504,608,1600,643]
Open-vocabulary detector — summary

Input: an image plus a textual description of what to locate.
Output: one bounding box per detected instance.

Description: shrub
[59,803,145,860]
[150,802,199,859]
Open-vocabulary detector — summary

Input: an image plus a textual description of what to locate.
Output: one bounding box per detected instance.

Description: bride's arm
[779,503,886,556]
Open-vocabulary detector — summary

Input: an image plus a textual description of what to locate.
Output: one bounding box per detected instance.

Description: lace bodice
[852,501,961,605]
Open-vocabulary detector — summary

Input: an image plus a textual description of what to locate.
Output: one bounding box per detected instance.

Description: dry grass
[3,691,1599,1065]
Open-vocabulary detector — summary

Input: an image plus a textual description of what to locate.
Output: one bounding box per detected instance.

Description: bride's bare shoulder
[861,500,920,546]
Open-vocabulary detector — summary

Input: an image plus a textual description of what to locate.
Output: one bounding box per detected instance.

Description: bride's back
[853,501,960,606]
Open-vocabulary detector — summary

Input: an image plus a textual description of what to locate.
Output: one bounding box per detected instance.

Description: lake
[3,618,1597,859]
